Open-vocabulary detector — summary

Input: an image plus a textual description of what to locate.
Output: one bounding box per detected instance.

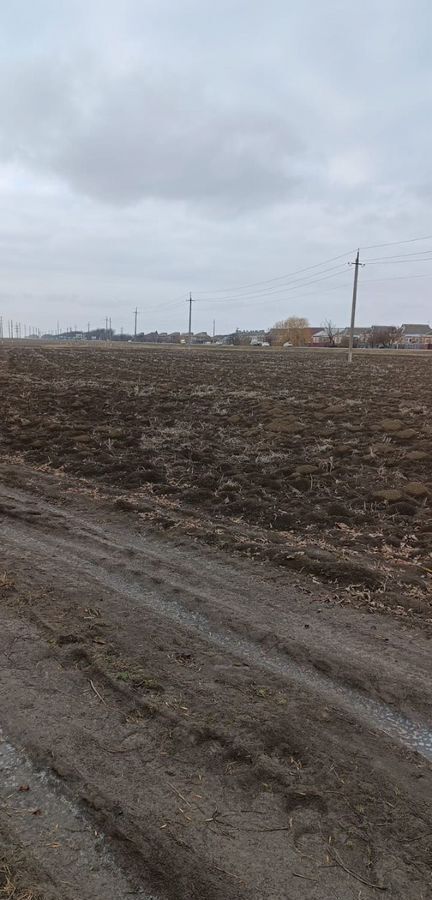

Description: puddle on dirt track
[14,521,432,765]
[2,485,432,767]
[67,554,432,763]
[116,581,432,763]
[0,727,159,900]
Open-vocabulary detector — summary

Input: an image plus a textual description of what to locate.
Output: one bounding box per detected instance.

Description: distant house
[232,329,266,345]
[400,324,432,348]
[312,329,329,345]
[191,332,211,344]
[305,327,322,343]
[312,327,344,345]
[341,327,370,346]
[52,330,86,341]
[250,331,267,345]
[312,327,369,346]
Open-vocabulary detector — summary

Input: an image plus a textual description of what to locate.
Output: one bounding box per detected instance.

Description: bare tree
[322,318,337,346]
[368,326,402,348]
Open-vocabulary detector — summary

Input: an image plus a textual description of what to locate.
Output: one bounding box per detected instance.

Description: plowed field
[1,344,431,618]
[0,343,431,899]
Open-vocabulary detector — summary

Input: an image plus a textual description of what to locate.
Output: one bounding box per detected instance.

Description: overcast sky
[1,0,431,335]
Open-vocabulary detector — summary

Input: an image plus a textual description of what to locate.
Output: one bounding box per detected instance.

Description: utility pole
[187,293,194,345]
[133,307,138,339]
[212,319,216,341]
[105,316,109,340]
[348,250,364,364]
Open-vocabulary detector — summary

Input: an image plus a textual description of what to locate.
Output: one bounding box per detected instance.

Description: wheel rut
[1,484,431,762]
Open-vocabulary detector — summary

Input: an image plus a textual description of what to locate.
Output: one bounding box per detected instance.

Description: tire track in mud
[1,492,432,763]
[0,727,158,900]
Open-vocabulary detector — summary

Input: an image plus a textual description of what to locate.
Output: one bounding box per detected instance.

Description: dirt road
[0,462,431,898]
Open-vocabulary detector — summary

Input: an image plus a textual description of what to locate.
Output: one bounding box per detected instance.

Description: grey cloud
[0,0,431,332]
[0,60,304,210]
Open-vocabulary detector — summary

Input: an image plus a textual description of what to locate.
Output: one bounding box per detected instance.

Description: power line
[364,257,432,266]
[189,238,432,330]
[125,240,432,324]
[195,265,350,305]
[265,277,353,302]
[361,234,432,251]
[362,247,432,262]
[277,265,432,293]
[196,277,353,312]
[195,250,355,297]
[131,294,186,318]
[195,264,350,302]
[361,270,432,285]
[192,233,432,302]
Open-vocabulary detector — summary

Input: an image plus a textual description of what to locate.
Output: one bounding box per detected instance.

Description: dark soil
[0,344,431,898]
[0,344,430,619]
[0,467,431,899]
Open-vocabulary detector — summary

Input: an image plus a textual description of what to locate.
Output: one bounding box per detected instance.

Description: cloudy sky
[1,0,431,335]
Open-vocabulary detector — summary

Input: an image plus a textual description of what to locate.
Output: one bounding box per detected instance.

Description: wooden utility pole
[134,307,138,339]
[348,250,364,363]
[187,293,194,345]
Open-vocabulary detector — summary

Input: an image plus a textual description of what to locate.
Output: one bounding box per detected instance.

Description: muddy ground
[0,345,431,898]
[0,344,431,619]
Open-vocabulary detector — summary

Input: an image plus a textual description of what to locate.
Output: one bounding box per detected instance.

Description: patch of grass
[96,649,164,692]
[0,573,15,593]
[116,670,163,690]
[0,861,42,900]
